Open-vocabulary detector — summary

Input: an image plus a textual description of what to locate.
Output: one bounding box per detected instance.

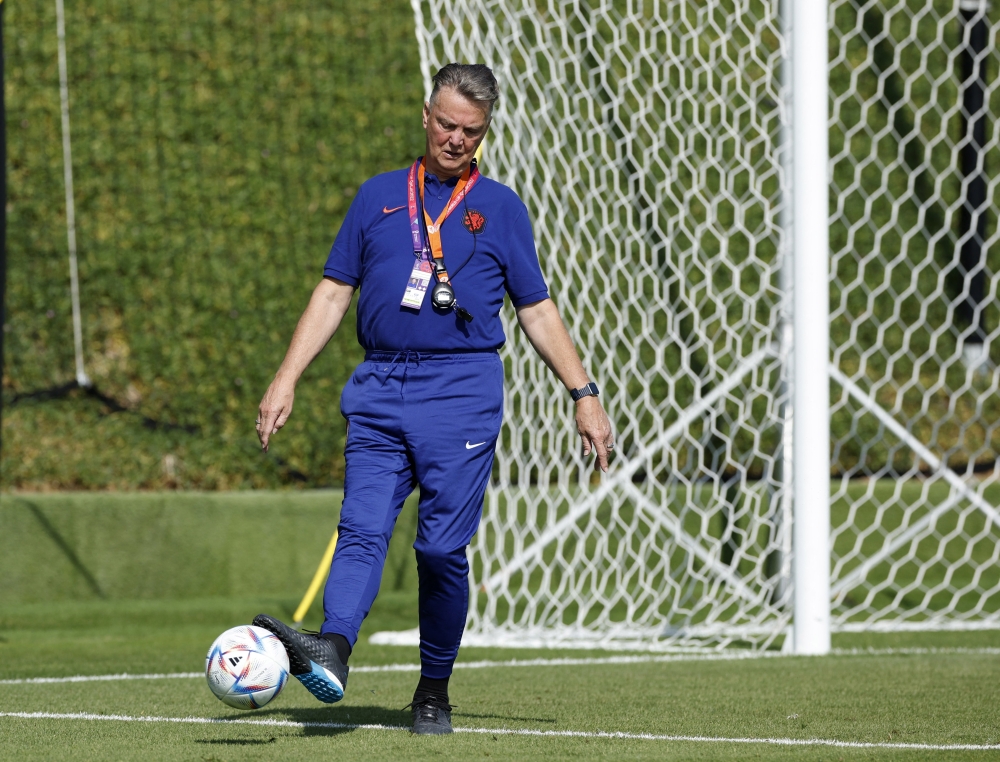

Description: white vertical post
[772,0,794,616]
[56,0,91,388]
[791,0,831,654]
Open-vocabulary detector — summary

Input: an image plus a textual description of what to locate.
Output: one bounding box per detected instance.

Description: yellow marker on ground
[292,529,338,629]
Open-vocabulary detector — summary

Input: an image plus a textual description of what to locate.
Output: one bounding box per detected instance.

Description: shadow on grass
[250,704,557,735]
[252,705,412,737]
[454,711,556,724]
[195,737,278,745]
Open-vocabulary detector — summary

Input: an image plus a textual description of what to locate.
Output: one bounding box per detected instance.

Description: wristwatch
[570,382,600,402]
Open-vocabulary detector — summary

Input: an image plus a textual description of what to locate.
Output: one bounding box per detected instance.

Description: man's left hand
[576,396,614,472]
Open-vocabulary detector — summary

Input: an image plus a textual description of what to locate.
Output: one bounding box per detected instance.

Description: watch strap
[570,382,600,401]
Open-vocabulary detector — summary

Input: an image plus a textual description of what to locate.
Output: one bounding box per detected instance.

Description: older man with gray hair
[252,63,613,735]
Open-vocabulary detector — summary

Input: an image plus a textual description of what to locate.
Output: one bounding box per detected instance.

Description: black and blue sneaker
[251,613,348,704]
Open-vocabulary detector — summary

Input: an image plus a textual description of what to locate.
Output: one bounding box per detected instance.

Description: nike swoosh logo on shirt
[383,205,404,214]
[465,441,487,450]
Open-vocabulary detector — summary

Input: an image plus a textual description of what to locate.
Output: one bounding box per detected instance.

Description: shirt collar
[424,172,461,191]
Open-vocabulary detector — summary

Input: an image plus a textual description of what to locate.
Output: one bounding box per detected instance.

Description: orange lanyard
[416,159,480,283]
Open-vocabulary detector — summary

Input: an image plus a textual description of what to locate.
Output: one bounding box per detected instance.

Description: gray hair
[429,63,499,118]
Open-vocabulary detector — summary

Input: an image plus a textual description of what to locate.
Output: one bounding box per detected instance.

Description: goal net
[411,0,1000,649]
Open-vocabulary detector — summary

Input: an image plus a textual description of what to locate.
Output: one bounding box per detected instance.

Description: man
[252,63,613,735]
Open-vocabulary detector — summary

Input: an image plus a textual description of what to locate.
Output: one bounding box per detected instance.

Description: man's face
[422,87,490,179]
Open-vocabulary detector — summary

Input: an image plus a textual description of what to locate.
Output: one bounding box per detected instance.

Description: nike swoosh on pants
[465,441,487,449]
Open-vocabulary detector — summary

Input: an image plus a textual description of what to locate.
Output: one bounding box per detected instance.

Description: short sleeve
[503,204,550,307]
[323,188,366,286]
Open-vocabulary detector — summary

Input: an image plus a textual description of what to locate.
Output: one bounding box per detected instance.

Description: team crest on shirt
[462,209,487,234]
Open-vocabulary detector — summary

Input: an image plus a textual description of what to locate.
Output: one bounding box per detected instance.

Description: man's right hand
[254,277,356,454]
[257,379,295,453]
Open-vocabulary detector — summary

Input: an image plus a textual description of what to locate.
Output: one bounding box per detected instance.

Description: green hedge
[3,0,424,488]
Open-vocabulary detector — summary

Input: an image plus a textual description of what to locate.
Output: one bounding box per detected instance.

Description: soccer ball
[205,625,290,709]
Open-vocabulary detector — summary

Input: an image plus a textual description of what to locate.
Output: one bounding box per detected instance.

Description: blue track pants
[320,350,504,679]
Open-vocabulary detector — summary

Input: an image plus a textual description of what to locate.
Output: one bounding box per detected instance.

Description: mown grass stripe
[3,646,998,685]
[0,711,996,751]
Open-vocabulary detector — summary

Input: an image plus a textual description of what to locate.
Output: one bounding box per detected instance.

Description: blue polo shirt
[324,167,549,352]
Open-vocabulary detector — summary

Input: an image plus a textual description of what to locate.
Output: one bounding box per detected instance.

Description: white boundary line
[0,711,996,751]
[1,672,205,686]
[2,647,997,686]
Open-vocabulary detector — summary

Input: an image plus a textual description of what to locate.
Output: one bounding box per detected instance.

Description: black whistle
[455,306,473,323]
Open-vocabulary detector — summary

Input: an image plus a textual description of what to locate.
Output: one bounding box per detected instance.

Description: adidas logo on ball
[205,625,290,710]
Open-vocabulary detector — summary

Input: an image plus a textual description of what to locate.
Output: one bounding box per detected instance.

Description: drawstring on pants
[383,351,420,394]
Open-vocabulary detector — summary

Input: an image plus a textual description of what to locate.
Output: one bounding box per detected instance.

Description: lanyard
[407,157,480,285]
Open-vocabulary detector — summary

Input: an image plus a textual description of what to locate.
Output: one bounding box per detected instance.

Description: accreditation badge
[401,250,433,310]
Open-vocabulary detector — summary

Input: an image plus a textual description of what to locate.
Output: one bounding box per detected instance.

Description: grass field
[3,492,1000,760]
[3,598,1000,760]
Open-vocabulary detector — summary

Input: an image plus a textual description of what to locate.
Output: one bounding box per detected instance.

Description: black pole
[0,0,7,468]
[958,0,989,346]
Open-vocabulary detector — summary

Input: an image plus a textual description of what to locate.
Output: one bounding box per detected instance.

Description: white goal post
[402,0,1000,652]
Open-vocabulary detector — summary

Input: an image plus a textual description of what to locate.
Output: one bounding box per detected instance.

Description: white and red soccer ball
[205,625,289,709]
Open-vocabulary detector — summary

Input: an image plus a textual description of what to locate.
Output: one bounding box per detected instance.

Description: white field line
[2,647,998,686]
[0,672,205,685]
[0,711,997,751]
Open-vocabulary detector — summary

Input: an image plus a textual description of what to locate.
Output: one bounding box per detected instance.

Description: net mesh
[411,0,1000,649]
[827,0,1000,632]
[414,0,792,649]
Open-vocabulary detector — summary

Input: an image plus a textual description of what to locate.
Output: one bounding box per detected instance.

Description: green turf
[4,485,999,636]
[0,491,337,603]
[2,491,1000,759]
[0,490,425,604]
[2,596,1000,760]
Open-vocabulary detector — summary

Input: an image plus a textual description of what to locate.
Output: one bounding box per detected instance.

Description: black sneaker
[251,613,348,704]
[408,695,454,735]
